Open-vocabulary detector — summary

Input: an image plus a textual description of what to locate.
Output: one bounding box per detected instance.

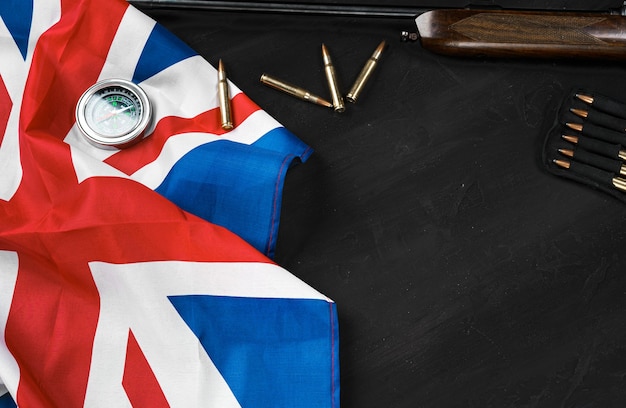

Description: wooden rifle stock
[415,9,626,60]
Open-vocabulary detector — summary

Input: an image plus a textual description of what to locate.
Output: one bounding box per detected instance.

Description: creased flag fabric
[1,0,313,258]
[0,0,339,407]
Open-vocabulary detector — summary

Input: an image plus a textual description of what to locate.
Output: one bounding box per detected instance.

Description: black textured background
[139,5,626,407]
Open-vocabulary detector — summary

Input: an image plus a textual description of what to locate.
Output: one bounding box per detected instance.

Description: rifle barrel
[128,0,429,17]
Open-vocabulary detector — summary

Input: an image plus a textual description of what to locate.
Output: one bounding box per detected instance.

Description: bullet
[569,107,626,132]
[322,44,345,112]
[260,73,333,108]
[570,108,588,119]
[575,93,594,104]
[562,134,626,161]
[346,40,386,103]
[553,158,570,169]
[574,92,626,121]
[565,121,626,146]
[614,177,626,192]
[559,147,626,177]
[565,122,583,132]
[218,59,233,130]
[553,158,626,193]
[561,134,579,144]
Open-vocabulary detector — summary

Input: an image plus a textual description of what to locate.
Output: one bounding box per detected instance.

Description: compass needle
[95,105,134,123]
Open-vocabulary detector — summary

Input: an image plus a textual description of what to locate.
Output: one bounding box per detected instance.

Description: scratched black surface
[139,6,626,408]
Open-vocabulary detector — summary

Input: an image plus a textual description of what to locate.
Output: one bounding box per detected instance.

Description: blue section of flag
[0,393,15,408]
[132,23,196,84]
[170,294,337,408]
[155,127,313,258]
[252,127,314,160]
[0,0,33,59]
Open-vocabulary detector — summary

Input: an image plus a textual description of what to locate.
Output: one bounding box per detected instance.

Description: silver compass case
[75,78,152,149]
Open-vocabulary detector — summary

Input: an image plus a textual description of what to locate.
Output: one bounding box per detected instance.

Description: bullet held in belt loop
[559,147,626,177]
[553,158,571,169]
[574,92,626,121]
[346,40,386,103]
[561,134,578,144]
[322,43,345,113]
[575,93,594,105]
[555,158,626,193]
[562,134,626,161]
[218,59,233,130]
[558,148,574,158]
[260,73,333,108]
[570,108,589,119]
[566,122,584,132]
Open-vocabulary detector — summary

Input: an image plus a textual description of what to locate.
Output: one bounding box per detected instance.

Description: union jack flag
[0,0,339,406]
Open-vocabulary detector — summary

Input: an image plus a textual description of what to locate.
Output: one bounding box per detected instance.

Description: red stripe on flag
[1,1,275,407]
[123,330,170,407]
[6,0,131,406]
[4,181,272,407]
[0,76,12,146]
[104,92,261,175]
[5,254,99,408]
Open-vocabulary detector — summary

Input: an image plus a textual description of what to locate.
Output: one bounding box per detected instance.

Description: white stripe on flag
[0,0,61,96]
[98,5,156,82]
[140,55,229,130]
[0,251,21,400]
[86,261,330,406]
[68,105,282,187]
[65,4,156,165]
[66,12,283,189]
[132,110,282,189]
[0,0,62,201]
[29,0,63,61]
[68,123,131,183]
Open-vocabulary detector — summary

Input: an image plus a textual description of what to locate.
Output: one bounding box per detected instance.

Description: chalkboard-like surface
[140,6,626,407]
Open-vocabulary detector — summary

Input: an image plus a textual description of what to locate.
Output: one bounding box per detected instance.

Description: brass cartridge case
[613,177,626,192]
[322,44,345,112]
[346,40,386,103]
[218,59,233,130]
[260,73,332,108]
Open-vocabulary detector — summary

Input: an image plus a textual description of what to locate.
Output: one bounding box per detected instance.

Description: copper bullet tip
[373,40,386,58]
[321,43,330,64]
[558,148,574,158]
[218,58,227,81]
[553,159,571,169]
[575,93,594,104]
[565,122,583,132]
[570,108,588,119]
[561,134,579,144]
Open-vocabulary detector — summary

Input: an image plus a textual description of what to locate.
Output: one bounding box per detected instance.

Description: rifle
[131,1,626,60]
[406,6,626,60]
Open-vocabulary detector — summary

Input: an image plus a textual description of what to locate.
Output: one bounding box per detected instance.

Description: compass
[76,79,152,149]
